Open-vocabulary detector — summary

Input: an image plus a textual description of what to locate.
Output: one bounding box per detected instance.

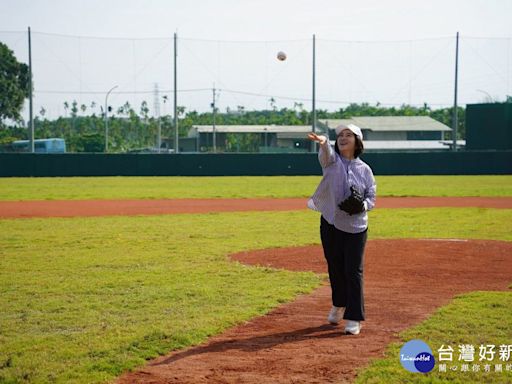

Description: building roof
[190,125,316,135]
[329,140,466,150]
[321,116,452,132]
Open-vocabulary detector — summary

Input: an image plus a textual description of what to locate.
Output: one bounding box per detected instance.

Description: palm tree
[269,97,277,111]
[71,100,78,117]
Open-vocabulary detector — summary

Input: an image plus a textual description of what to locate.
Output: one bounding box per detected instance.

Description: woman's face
[337,129,356,155]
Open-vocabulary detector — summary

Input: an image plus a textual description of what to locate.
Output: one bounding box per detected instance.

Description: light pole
[476,89,493,103]
[212,85,217,153]
[104,85,118,153]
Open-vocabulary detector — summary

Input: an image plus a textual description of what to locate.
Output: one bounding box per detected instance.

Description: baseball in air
[277,51,287,61]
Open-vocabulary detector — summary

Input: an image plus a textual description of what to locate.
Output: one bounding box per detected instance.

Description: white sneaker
[344,320,361,335]
[327,306,344,325]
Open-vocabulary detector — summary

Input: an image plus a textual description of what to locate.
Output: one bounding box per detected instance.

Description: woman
[307,124,376,335]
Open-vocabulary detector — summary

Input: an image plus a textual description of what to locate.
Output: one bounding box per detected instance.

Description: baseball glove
[338,186,365,215]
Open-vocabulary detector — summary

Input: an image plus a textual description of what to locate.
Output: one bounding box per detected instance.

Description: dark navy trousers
[320,215,367,321]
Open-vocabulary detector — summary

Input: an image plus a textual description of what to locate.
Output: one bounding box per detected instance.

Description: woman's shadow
[152,323,347,366]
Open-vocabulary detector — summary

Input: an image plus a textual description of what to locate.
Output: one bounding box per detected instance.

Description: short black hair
[335,135,364,158]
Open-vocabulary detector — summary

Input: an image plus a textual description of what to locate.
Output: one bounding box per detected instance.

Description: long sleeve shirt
[307,139,377,234]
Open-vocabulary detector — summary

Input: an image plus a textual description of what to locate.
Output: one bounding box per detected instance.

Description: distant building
[188,125,319,152]
[321,116,463,151]
[185,116,461,153]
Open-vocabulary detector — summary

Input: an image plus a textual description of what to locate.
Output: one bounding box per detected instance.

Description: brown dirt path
[1,196,511,218]
[117,239,512,384]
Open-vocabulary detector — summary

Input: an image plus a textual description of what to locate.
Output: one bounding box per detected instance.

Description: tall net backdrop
[0,30,511,150]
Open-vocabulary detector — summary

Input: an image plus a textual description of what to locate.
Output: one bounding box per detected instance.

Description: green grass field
[0,176,511,383]
[356,291,512,384]
[0,175,511,201]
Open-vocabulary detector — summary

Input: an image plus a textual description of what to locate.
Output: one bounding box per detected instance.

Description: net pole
[28,27,34,153]
[174,32,179,153]
[452,31,459,151]
[311,34,317,152]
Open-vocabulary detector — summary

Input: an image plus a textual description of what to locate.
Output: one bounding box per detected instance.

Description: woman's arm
[307,133,336,168]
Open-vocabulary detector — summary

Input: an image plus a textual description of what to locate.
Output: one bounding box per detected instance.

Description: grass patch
[355,291,512,384]
[0,211,322,383]
[0,208,511,383]
[0,175,511,201]
[370,207,512,241]
[375,175,512,197]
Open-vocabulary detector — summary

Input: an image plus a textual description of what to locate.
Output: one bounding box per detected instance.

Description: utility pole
[212,85,217,153]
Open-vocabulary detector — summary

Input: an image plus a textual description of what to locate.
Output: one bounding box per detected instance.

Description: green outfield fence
[0,151,511,176]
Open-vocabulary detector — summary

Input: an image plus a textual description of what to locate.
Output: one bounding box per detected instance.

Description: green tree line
[1,100,467,152]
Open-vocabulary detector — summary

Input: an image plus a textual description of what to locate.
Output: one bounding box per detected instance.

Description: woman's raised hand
[307,132,327,145]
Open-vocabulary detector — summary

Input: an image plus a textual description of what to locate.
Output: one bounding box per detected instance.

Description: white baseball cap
[335,123,363,141]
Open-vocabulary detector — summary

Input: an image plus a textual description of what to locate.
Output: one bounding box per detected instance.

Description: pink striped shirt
[308,140,377,233]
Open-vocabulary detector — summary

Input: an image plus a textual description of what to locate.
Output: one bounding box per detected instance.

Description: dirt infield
[1,196,512,218]
[117,239,512,384]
